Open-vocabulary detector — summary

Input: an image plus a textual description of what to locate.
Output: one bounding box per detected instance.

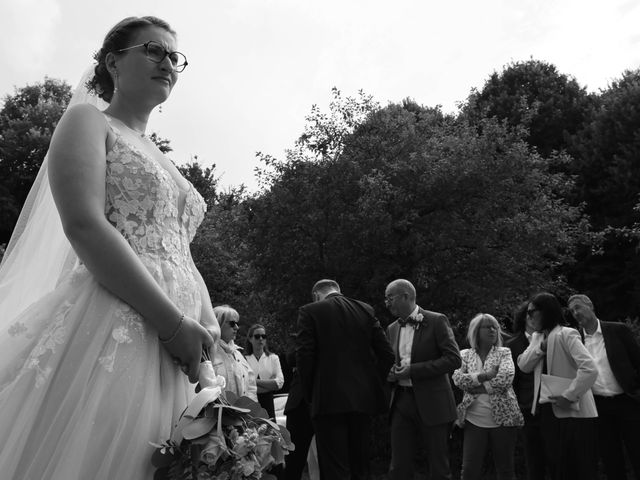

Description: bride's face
[113,26,180,106]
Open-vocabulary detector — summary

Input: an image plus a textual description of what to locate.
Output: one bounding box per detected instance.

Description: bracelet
[159,313,185,344]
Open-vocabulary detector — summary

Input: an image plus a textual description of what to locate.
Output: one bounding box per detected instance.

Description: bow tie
[398,317,418,328]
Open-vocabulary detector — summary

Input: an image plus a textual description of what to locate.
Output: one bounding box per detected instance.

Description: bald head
[386,279,416,301]
[385,279,417,318]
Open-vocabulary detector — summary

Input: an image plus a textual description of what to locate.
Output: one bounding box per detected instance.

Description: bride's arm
[48,104,212,382]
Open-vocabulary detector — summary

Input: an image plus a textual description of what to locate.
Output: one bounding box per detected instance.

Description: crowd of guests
[214,281,640,480]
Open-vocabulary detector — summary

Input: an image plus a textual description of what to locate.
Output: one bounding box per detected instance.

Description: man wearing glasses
[296,279,394,480]
[385,279,461,480]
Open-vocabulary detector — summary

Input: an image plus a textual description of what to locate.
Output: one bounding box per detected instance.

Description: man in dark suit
[385,279,461,480]
[296,279,395,480]
[568,293,640,480]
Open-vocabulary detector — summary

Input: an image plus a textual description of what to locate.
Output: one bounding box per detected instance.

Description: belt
[396,385,413,392]
[594,393,624,400]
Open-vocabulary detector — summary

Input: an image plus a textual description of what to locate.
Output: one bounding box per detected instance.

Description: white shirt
[246,352,284,391]
[397,305,420,387]
[583,320,623,397]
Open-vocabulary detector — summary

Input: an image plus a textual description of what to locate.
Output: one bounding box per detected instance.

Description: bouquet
[151,355,294,479]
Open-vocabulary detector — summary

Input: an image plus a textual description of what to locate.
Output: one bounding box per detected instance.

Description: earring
[158,104,163,113]
[113,71,119,94]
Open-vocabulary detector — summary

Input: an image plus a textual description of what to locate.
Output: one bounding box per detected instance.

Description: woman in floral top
[453,313,524,480]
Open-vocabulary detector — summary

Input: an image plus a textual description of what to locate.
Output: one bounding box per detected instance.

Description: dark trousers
[461,422,517,480]
[520,411,547,480]
[258,391,276,420]
[312,412,372,480]
[539,404,597,480]
[285,403,314,480]
[594,394,640,480]
[388,388,452,480]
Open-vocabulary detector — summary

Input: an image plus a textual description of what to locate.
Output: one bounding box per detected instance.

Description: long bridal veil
[0,65,107,382]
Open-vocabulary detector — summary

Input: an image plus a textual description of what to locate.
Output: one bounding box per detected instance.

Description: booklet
[539,374,580,411]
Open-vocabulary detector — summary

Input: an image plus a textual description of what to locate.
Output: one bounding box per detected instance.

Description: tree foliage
[246,97,587,337]
[0,77,72,242]
[463,59,595,157]
[177,158,219,209]
[566,69,640,319]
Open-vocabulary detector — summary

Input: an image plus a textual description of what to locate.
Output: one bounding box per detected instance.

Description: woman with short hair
[212,305,257,401]
[453,313,524,480]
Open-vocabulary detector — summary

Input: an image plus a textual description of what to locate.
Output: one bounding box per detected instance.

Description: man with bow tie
[385,279,461,480]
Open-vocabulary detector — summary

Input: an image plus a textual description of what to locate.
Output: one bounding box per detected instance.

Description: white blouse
[246,352,284,391]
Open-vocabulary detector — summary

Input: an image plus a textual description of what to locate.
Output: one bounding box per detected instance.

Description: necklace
[106,113,147,138]
[120,121,146,138]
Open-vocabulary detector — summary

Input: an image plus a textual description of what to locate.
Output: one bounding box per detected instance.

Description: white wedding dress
[0,117,206,479]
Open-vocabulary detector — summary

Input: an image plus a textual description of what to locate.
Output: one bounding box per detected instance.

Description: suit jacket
[518,326,598,418]
[386,307,461,426]
[284,350,307,415]
[296,293,395,418]
[583,321,640,402]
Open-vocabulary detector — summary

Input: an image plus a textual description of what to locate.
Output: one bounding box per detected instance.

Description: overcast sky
[2,0,639,191]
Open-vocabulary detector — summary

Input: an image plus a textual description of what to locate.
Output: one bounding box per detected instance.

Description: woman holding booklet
[517,292,598,480]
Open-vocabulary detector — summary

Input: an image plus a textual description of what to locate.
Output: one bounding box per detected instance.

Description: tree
[566,69,640,319]
[246,97,586,336]
[0,77,72,242]
[177,158,219,208]
[463,59,595,157]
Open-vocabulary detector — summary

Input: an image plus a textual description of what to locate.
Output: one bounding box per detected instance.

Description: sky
[2,0,640,192]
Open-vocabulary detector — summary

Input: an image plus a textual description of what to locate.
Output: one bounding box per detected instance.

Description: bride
[0,16,218,479]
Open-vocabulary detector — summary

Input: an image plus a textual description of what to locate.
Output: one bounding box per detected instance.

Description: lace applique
[8,322,28,337]
[98,303,146,373]
[21,301,73,388]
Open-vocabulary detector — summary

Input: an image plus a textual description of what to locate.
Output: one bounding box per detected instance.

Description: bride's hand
[162,315,214,383]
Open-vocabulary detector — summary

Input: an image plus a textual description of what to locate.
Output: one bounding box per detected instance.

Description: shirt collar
[584,319,601,337]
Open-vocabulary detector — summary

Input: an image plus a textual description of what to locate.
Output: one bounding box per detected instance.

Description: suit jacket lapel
[410,308,428,363]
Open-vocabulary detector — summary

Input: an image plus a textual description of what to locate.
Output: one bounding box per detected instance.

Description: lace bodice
[105,130,205,260]
[103,120,206,312]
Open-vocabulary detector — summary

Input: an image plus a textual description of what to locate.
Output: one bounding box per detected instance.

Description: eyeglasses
[116,41,188,73]
[480,325,498,331]
[384,294,400,304]
[253,334,267,340]
[526,308,539,317]
[226,321,239,328]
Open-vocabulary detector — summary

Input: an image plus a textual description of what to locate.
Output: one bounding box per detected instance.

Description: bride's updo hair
[88,16,175,103]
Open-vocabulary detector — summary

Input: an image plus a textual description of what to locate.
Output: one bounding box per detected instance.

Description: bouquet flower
[151,356,294,479]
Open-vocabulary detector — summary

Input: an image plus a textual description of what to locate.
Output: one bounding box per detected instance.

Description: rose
[255,439,275,471]
[200,431,227,466]
[199,361,226,389]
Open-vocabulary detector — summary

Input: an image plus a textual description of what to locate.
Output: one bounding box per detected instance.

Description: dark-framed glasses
[526,308,539,317]
[253,334,267,340]
[116,41,188,72]
[226,320,239,328]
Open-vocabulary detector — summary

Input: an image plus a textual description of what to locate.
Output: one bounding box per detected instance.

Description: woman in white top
[453,313,524,480]
[245,323,284,419]
[211,305,257,401]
